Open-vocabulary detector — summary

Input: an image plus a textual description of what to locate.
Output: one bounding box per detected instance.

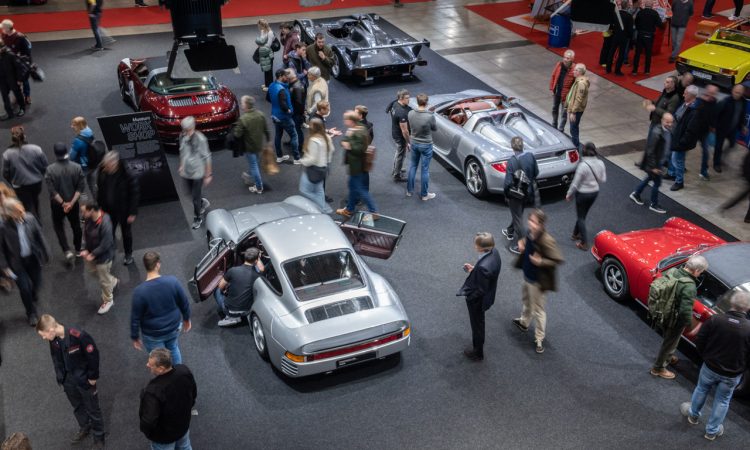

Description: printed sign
[97,112,178,204]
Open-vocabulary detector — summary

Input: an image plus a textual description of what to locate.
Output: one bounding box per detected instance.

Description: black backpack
[225,125,245,158]
[78,135,106,168]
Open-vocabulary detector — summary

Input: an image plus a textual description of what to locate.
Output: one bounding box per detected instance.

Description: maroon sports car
[117,56,239,143]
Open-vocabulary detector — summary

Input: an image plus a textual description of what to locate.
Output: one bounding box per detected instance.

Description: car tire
[464,158,488,198]
[601,257,630,300]
[118,72,129,104]
[331,50,343,80]
[251,314,270,361]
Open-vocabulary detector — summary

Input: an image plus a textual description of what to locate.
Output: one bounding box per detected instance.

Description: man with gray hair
[549,50,575,130]
[178,116,212,229]
[681,291,750,441]
[566,63,589,149]
[387,89,412,181]
[235,95,269,194]
[503,136,539,255]
[140,348,197,449]
[96,150,139,265]
[650,254,708,379]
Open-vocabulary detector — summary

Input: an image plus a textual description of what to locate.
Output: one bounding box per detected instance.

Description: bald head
[661,112,674,130]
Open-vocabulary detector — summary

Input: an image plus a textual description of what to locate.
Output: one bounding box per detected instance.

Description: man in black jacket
[45,142,85,266]
[96,151,139,265]
[712,84,746,172]
[605,0,632,76]
[80,201,118,315]
[0,199,48,326]
[140,348,197,449]
[631,113,673,213]
[681,291,750,441]
[644,76,679,138]
[36,314,106,448]
[286,68,306,161]
[631,0,662,75]
[0,42,25,120]
[666,85,701,190]
[457,232,501,361]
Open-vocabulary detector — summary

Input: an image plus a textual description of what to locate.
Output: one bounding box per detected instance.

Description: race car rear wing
[346,39,430,53]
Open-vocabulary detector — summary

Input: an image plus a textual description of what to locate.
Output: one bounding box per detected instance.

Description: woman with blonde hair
[255,19,275,91]
[299,118,334,213]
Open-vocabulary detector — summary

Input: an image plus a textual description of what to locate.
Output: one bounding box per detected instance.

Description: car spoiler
[346,39,430,53]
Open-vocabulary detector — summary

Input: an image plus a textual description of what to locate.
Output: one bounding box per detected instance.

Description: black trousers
[63,376,105,438]
[599,35,612,66]
[263,69,273,87]
[466,297,485,357]
[0,81,25,116]
[110,211,133,256]
[16,255,41,318]
[606,36,628,74]
[713,132,734,168]
[551,94,568,130]
[184,178,203,219]
[507,196,525,247]
[16,182,42,223]
[51,202,82,253]
[573,191,598,244]
[632,32,654,73]
[722,181,750,221]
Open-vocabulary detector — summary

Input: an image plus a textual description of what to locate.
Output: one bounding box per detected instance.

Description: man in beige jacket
[566,63,590,149]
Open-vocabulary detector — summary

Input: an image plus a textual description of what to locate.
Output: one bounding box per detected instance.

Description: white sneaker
[97,301,114,315]
[729,15,739,20]
[276,155,290,163]
[218,316,242,327]
[292,159,302,165]
[421,192,436,201]
[65,251,75,266]
[200,198,210,215]
[248,186,263,194]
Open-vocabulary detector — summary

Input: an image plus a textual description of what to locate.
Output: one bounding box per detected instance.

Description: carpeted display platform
[5,0,428,34]
[467,0,744,98]
[0,18,748,449]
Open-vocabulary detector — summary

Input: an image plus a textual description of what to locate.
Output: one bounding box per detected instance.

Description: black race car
[294,14,429,82]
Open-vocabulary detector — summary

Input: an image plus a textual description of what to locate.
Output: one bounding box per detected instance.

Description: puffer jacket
[255,31,274,72]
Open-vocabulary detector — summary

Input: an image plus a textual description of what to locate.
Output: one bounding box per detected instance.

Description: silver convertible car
[413,89,579,198]
[192,196,410,377]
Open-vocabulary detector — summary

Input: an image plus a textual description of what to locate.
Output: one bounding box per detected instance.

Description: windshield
[284,250,364,301]
[148,73,218,95]
[715,29,750,46]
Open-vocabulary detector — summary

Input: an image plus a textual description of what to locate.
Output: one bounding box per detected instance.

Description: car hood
[681,42,749,69]
[616,227,719,268]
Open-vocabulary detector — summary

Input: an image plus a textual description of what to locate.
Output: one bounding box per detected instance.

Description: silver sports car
[412,89,579,198]
[192,196,410,377]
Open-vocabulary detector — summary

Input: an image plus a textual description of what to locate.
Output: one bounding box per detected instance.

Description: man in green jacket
[336,111,377,217]
[234,95,270,194]
[650,255,707,379]
[306,33,335,81]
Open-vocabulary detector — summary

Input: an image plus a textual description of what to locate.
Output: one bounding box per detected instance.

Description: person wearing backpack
[649,255,707,380]
[566,142,606,251]
[680,291,750,441]
[70,116,96,196]
[503,137,539,255]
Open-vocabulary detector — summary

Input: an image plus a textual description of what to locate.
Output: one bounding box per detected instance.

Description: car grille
[305,296,374,324]
[168,94,218,107]
[280,358,299,376]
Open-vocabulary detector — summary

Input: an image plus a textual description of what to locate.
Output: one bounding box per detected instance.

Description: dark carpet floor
[0,19,747,449]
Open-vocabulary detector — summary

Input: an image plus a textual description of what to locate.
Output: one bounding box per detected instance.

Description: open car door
[340,211,406,259]
[191,238,234,302]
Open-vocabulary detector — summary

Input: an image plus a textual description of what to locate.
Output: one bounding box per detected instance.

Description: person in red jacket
[549,50,576,131]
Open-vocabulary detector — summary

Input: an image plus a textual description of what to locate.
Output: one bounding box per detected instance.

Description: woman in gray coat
[255,19,275,92]
[566,142,607,251]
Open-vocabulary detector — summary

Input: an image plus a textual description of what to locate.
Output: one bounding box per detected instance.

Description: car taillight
[676,57,687,64]
[491,162,507,173]
[567,149,579,163]
[719,68,738,75]
[285,328,410,363]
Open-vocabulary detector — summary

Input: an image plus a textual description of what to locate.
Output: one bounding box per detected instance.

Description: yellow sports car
[676,18,750,90]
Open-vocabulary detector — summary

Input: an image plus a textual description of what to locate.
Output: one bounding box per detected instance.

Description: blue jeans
[141,326,183,366]
[346,173,377,213]
[669,151,686,184]
[299,170,332,213]
[214,287,229,317]
[688,364,742,435]
[151,431,192,450]
[89,13,102,48]
[293,114,305,157]
[407,143,433,198]
[273,116,300,160]
[570,112,583,148]
[634,171,662,206]
[245,152,263,190]
[700,132,715,177]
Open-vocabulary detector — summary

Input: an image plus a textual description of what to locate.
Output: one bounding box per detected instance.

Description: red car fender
[662,217,726,246]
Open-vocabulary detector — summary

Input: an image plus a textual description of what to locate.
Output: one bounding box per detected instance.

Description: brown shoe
[335,208,352,217]
[575,241,589,251]
[669,355,679,366]
[650,368,676,379]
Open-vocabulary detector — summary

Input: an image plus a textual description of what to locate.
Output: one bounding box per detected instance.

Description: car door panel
[340,212,406,259]
[193,240,234,301]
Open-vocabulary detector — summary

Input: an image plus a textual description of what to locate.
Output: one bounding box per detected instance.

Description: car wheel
[331,51,342,80]
[118,72,129,104]
[251,314,270,361]
[206,231,213,249]
[602,257,629,300]
[464,158,488,198]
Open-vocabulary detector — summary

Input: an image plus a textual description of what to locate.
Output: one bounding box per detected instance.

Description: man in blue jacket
[503,137,539,255]
[131,251,191,365]
[268,68,300,163]
[457,232,501,361]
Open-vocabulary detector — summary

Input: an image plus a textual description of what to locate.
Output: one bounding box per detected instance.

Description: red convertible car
[592,217,750,393]
[116,56,239,143]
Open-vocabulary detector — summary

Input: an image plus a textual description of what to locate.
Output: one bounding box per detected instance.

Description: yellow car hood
[680,42,749,71]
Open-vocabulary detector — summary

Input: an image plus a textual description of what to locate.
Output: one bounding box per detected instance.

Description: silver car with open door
[192,196,410,377]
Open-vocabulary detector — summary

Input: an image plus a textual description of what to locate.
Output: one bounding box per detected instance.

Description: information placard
[97,112,179,205]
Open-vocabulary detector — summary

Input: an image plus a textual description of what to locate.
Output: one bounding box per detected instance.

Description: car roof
[254,214,352,263]
[701,242,750,288]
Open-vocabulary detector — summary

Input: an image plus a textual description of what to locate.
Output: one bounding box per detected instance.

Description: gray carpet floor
[0,20,747,449]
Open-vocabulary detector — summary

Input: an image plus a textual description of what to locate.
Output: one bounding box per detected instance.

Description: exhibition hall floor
[0,3,749,450]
